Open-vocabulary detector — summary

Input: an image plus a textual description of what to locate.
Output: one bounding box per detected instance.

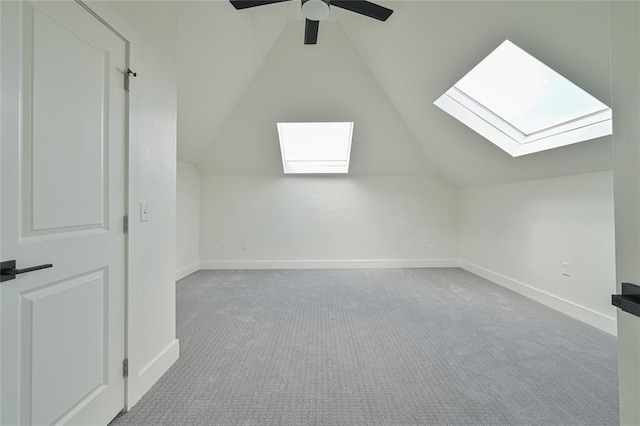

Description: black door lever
[1,260,53,282]
[612,283,640,318]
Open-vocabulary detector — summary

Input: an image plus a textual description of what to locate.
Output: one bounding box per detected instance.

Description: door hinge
[123,359,129,377]
[123,216,129,234]
[124,68,137,91]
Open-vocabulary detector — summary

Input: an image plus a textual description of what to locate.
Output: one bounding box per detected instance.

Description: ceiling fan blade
[304,19,319,45]
[229,0,292,10]
[331,0,393,21]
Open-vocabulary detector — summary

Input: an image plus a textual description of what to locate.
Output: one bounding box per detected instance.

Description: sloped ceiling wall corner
[177,1,291,164]
[195,19,438,177]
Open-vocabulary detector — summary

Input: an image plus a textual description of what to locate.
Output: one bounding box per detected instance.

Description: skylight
[434,40,612,157]
[277,122,354,174]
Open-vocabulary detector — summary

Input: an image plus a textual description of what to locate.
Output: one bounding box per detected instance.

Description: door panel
[24,270,107,425]
[31,7,106,231]
[1,1,127,425]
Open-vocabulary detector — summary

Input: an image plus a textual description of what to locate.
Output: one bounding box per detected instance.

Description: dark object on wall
[612,282,640,318]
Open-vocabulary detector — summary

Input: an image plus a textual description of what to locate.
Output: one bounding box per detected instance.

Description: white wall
[459,171,617,335]
[176,162,200,280]
[93,1,179,409]
[177,1,289,164]
[200,175,458,269]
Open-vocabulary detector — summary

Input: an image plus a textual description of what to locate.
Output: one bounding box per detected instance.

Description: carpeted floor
[111,268,619,425]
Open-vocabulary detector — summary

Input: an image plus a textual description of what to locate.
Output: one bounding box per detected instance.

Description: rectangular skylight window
[277,122,354,174]
[434,40,612,157]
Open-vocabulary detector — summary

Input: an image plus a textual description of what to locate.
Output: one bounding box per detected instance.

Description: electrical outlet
[422,240,429,249]
[241,241,248,250]
[562,262,571,277]
[220,242,226,250]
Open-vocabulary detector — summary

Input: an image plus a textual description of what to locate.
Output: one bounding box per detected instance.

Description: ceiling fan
[229,0,393,45]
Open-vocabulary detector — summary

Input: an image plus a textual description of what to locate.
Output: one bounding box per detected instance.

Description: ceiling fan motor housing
[229,0,393,45]
[302,0,330,21]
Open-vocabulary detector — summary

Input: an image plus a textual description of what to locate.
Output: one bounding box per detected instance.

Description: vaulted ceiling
[177,1,613,187]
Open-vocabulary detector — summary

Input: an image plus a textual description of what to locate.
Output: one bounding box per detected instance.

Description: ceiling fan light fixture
[302,0,330,21]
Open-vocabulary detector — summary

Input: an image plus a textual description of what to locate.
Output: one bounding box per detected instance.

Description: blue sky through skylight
[455,41,608,136]
[434,40,612,157]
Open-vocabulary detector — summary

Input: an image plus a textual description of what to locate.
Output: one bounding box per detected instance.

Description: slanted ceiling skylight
[277,122,354,174]
[434,40,612,157]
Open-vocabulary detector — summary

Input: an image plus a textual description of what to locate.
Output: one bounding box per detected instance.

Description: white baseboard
[200,258,459,270]
[459,260,617,336]
[176,261,199,281]
[126,339,180,410]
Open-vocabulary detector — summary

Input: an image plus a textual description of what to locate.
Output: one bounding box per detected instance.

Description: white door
[611,2,640,425]
[1,1,127,424]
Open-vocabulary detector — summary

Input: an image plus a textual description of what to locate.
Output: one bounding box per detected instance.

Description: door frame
[611,2,640,424]
[72,0,140,412]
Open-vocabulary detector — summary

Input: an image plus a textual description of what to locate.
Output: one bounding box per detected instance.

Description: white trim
[73,0,145,415]
[74,2,182,413]
[458,259,617,336]
[434,93,523,156]
[127,340,180,408]
[445,86,612,145]
[200,259,459,270]
[176,261,199,281]
[434,93,612,157]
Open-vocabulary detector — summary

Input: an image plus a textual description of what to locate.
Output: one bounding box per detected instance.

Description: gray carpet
[111,268,619,425]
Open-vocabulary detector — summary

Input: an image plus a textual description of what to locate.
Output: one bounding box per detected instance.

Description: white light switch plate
[140,201,149,222]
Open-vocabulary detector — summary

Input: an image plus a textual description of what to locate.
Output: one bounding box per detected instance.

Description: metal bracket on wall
[124,68,137,91]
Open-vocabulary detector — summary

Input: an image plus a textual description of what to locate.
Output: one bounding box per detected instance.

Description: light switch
[140,201,149,222]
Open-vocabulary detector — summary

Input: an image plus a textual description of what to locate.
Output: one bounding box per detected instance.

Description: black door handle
[612,283,640,318]
[1,260,53,282]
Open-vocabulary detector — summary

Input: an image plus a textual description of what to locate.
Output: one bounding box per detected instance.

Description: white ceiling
[176,0,614,187]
